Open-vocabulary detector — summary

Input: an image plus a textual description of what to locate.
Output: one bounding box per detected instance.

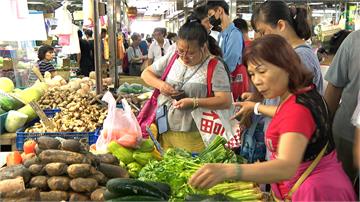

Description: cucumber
[0,95,16,111]
[106,178,168,200]
[107,195,163,201]
[146,182,171,197]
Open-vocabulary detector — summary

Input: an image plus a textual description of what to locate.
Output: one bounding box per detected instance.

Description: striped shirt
[38,60,55,76]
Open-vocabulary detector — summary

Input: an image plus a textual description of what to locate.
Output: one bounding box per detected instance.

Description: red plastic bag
[96,92,142,152]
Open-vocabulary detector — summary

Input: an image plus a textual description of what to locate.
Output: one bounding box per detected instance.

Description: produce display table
[0,133,16,151]
[119,75,149,87]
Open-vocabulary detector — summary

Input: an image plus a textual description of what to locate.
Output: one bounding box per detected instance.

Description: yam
[0,165,31,183]
[91,187,106,201]
[70,178,98,193]
[23,157,40,168]
[45,162,67,176]
[0,177,25,193]
[61,139,81,152]
[69,192,90,201]
[34,144,43,155]
[47,176,70,191]
[29,176,48,191]
[39,150,85,164]
[67,164,92,178]
[96,154,119,165]
[83,152,100,167]
[98,163,129,179]
[28,164,45,176]
[0,188,40,201]
[40,191,69,201]
[37,136,61,150]
[90,170,107,185]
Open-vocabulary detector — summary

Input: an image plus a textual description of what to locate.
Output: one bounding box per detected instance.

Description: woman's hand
[173,98,193,110]
[231,101,256,127]
[189,164,234,189]
[160,82,177,96]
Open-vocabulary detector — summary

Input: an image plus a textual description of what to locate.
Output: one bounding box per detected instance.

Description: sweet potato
[83,152,100,167]
[0,165,31,183]
[34,144,43,155]
[39,150,85,164]
[0,188,40,201]
[91,187,106,201]
[70,178,98,192]
[69,192,90,201]
[37,136,61,150]
[29,176,48,191]
[45,162,67,176]
[90,170,107,186]
[40,191,69,201]
[98,163,129,179]
[96,154,119,165]
[28,164,45,176]
[0,177,25,193]
[47,176,70,191]
[23,157,40,168]
[67,164,92,178]
[61,139,81,152]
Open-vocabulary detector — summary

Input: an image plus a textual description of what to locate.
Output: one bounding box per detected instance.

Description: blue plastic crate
[0,112,8,135]
[16,108,100,151]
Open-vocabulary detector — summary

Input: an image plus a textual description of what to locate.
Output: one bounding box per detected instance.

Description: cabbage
[5,110,28,132]
[0,77,15,93]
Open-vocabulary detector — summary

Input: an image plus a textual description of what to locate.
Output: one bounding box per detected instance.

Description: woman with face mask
[141,18,232,153]
[189,35,356,201]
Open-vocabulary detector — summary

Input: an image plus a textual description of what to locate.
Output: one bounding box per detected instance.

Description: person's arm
[222,30,243,72]
[233,101,277,118]
[148,58,154,65]
[324,83,343,117]
[147,44,154,65]
[141,65,176,96]
[189,132,308,188]
[173,91,232,110]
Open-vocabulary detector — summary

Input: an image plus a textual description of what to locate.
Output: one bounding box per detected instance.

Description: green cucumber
[106,195,163,201]
[145,182,171,197]
[104,190,122,200]
[106,178,168,200]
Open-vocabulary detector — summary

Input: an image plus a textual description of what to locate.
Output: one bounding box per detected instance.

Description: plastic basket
[16,108,100,151]
[0,112,8,135]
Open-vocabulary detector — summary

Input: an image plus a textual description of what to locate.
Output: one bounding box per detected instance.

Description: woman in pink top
[189,35,356,201]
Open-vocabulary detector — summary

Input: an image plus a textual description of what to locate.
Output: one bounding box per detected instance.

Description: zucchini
[107,195,163,201]
[106,178,168,200]
[146,182,171,197]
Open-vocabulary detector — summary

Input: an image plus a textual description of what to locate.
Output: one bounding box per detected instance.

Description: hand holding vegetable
[189,163,237,190]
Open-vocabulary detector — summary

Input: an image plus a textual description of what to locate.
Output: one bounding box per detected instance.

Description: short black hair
[233,18,249,33]
[101,28,107,34]
[38,45,54,61]
[77,30,83,38]
[207,0,229,16]
[328,30,350,55]
[85,29,93,37]
[193,5,208,20]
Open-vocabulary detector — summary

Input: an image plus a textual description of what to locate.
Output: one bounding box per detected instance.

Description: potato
[39,150,85,164]
[28,164,45,176]
[61,139,81,152]
[45,162,67,176]
[69,192,90,201]
[29,176,48,191]
[47,176,70,191]
[0,188,40,201]
[90,170,107,186]
[40,191,69,201]
[67,164,92,178]
[70,178,98,192]
[96,154,119,165]
[91,187,106,201]
[37,136,61,150]
[0,165,31,183]
[23,157,40,168]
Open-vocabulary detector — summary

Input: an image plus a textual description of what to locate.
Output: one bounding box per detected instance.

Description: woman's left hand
[173,98,193,109]
[188,164,233,189]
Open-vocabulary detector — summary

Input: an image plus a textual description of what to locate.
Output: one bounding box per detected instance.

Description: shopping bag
[137,53,178,138]
[58,34,71,46]
[191,58,242,149]
[96,92,142,152]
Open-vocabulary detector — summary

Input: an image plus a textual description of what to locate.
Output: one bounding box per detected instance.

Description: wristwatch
[254,102,262,115]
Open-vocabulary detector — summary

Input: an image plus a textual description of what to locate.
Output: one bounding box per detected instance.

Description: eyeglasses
[176,48,198,59]
[161,47,164,56]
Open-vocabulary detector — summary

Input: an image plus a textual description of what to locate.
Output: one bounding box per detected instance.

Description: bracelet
[193,98,199,109]
[254,102,262,115]
[192,98,196,109]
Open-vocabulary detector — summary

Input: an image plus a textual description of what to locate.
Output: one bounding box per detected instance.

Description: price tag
[29,101,56,130]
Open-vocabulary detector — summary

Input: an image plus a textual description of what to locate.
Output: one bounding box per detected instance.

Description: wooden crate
[0,133,17,151]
